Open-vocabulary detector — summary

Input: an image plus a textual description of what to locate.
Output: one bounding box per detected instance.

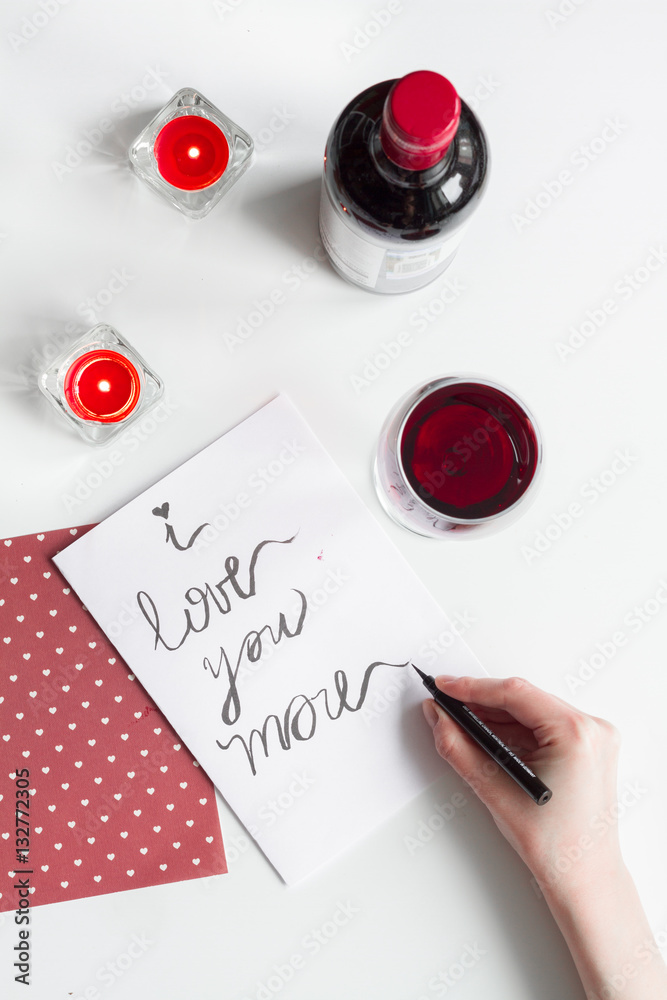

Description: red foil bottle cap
[381,71,461,170]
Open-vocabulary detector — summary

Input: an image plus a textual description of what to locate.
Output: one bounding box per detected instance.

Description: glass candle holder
[39,325,164,445]
[374,376,542,537]
[129,87,254,219]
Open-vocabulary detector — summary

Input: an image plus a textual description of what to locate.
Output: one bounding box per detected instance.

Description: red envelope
[0,525,227,911]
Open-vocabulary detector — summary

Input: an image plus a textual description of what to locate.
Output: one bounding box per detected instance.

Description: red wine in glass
[375,378,542,537]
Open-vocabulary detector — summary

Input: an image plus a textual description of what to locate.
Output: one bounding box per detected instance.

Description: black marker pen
[413,665,552,806]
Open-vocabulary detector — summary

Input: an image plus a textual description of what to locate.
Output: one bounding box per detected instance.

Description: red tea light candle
[40,324,163,445]
[129,88,254,219]
[154,116,229,190]
[63,350,141,423]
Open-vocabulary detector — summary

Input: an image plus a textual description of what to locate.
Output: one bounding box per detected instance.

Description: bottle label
[384,236,462,279]
[319,185,385,288]
[319,183,464,290]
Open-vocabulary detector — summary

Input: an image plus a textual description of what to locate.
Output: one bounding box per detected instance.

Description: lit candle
[40,325,164,445]
[154,115,229,190]
[63,350,141,423]
[129,88,254,219]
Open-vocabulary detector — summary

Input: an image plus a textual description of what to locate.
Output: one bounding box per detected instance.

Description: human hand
[424,677,667,999]
[422,675,623,889]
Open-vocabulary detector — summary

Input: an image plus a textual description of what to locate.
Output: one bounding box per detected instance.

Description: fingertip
[422,699,439,729]
[434,674,464,691]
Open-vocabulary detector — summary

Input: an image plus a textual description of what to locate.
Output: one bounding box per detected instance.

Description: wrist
[517,815,623,891]
[533,845,628,909]
[532,857,667,1000]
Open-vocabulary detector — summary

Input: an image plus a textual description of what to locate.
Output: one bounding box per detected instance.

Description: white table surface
[1,1,666,997]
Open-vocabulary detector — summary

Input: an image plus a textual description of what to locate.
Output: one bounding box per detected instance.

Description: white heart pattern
[0,523,224,904]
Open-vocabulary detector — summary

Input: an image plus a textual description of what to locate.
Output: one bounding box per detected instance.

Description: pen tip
[412,664,428,681]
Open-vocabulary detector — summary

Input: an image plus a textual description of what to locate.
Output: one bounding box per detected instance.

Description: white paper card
[54,396,485,883]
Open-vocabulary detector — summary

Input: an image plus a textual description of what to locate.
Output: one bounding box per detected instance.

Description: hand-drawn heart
[152,502,170,519]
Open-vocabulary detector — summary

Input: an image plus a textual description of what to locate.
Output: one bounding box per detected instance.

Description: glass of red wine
[374,376,542,537]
